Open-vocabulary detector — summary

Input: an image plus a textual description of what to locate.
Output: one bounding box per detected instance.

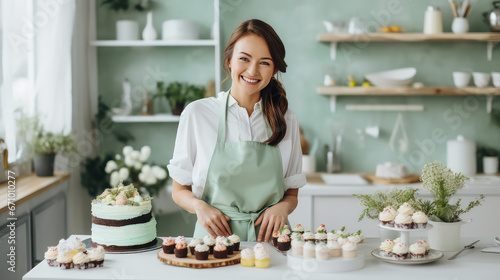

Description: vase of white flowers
[104,145,168,196]
[421,161,484,251]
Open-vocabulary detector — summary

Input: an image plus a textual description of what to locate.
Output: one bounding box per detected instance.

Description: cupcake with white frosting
[379,208,397,227]
[241,248,255,267]
[293,224,305,234]
[412,211,428,229]
[44,246,58,267]
[348,230,364,244]
[384,206,398,217]
[88,246,105,268]
[398,202,415,215]
[327,230,340,242]
[418,239,431,255]
[342,241,357,259]
[315,242,330,260]
[302,231,315,242]
[203,235,216,254]
[291,236,305,256]
[315,224,327,233]
[194,243,209,260]
[228,234,241,251]
[73,237,87,253]
[326,240,341,257]
[392,242,409,260]
[188,238,202,255]
[379,239,395,257]
[254,245,270,268]
[303,241,316,258]
[409,242,426,259]
[56,251,74,269]
[337,236,348,246]
[394,213,413,229]
[291,232,302,241]
[337,226,350,238]
[314,229,327,244]
[73,252,90,270]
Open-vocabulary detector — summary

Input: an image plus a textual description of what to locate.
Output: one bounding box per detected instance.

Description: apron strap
[217,92,273,144]
[225,211,262,242]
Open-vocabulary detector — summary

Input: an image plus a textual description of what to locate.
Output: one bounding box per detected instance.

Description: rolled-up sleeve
[284,113,307,189]
[167,107,196,186]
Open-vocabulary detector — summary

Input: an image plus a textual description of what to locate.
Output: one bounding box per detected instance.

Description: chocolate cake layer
[91,238,157,252]
[92,212,152,226]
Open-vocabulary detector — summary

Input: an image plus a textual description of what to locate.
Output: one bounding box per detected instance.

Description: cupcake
[379,239,395,257]
[379,208,396,227]
[337,226,350,238]
[213,241,228,259]
[277,233,291,251]
[188,238,203,255]
[290,232,302,241]
[394,213,413,229]
[393,237,402,244]
[175,236,186,245]
[303,241,316,258]
[418,239,431,255]
[293,224,305,234]
[88,246,105,268]
[44,246,58,267]
[326,240,341,258]
[56,251,74,269]
[392,242,409,260]
[398,202,415,215]
[162,237,175,254]
[383,206,398,216]
[57,239,76,257]
[240,248,255,267]
[316,242,329,260]
[174,240,188,258]
[291,236,305,255]
[222,238,234,255]
[203,235,216,254]
[73,252,90,270]
[348,230,364,244]
[315,224,327,233]
[412,211,428,229]
[337,236,348,246]
[409,242,426,259]
[228,234,241,251]
[279,225,291,237]
[342,241,357,259]
[302,231,315,242]
[194,243,209,260]
[272,231,279,247]
[327,230,340,242]
[254,243,265,251]
[254,245,270,268]
[314,229,327,244]
[73,237,87,253]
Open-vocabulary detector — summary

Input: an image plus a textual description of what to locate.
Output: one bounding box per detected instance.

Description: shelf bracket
[486,96,494,114]
[330,96,337,112]
[329,42,338,60]
[487,41,499,61]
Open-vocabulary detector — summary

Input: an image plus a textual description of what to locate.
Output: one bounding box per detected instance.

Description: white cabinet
[0,214,31,280]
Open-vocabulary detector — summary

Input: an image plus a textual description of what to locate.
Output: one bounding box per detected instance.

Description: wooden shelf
[317,32,500,42]
[111,114,180,123]
[317,86,500,96]
[91,40,217,47]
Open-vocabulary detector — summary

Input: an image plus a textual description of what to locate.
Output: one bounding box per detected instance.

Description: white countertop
[23,235,500,280]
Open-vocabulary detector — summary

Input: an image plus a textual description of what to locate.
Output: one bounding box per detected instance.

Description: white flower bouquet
[104,145,168,196]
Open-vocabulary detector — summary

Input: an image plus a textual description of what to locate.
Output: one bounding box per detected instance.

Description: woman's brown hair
[222,19,288,146]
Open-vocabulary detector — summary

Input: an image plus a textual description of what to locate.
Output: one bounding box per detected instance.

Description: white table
[23,235,500,280]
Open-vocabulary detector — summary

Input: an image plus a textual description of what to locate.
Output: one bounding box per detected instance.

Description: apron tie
[224,211,261,242]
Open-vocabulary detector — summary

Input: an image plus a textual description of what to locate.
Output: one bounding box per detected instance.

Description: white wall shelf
[90,40,217,47]
[111,114,180,123]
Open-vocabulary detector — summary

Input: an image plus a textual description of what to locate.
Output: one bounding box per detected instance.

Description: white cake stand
[378,224,433,245]
[287,251,365,273]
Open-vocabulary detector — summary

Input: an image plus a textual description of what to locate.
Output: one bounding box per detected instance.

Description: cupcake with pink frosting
[379,239,395,257]
[412,211,428,229]
[162,237,175,254]
[174,237,187,258]
[213,241,227,259]
[277,233,291,251]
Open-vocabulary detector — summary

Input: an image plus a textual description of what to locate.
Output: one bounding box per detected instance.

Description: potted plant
[156,81,205,115]
[101,0,150,40]
[421,161,484,251]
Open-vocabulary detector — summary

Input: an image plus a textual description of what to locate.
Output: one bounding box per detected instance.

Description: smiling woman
[168,19,306,242]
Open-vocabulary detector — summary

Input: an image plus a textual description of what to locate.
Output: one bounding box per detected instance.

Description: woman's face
[229,34,276,98]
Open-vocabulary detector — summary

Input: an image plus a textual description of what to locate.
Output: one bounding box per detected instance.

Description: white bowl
[162,20,199,40]
[492,72,500,87]
[472,72,491,87]
[365,67,417,87]
[452,72,471,88]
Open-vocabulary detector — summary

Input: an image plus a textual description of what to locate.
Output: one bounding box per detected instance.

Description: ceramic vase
[116,20,139,40]
[452,17,469,34]
[428,219,471,251]
[142,11,157,41]
[34,153,56,177]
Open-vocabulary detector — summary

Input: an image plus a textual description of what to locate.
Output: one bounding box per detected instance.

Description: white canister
[483,156,499,174]
[116,20,139,40]
[302,155,316,174]
[423,6,443,34]
[446,135,476,176]
[428,220,471,251]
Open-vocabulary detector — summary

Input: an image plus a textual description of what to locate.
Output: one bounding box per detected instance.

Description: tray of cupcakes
[277,224,365,273]
[157,235,242,269]
[373,203,443,264]
[44,238,105,270]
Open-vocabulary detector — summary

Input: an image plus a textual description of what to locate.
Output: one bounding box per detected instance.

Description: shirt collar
[222,90,262,112]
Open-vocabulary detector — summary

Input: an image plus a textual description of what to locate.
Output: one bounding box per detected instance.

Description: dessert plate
[378,223,433,232]
[82,237,162,254]
[371,249,443,265]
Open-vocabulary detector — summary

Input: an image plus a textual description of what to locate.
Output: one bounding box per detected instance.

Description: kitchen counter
[23,235,500,280]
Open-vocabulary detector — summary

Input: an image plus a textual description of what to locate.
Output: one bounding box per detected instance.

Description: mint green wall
[97,0,500,173]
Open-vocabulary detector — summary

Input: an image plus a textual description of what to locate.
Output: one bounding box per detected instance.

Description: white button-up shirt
[167,91,306,199]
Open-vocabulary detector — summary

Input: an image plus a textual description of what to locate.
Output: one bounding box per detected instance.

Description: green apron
[193,92,287,241]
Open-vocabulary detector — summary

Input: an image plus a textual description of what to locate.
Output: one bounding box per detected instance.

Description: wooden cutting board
[157,249,241,269]
[364,173,421,184]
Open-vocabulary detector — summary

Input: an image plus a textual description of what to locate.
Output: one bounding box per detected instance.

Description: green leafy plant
[101,0,150,12]
[81,154,114,198]
[421,161,485,222]
[155,81,205,115]
[352,188,420,221]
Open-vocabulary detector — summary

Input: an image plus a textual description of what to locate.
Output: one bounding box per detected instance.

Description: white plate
[371,249,443,265]
[320,174,369,185]
[378,223,433,232]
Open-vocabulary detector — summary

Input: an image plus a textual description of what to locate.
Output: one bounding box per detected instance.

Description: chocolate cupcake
[162,237,175,254]
[174,242,188,258]
[272,231,279,247]
[222,238,234,255]
[73,252,89,270]
[194,244,210,260]
[213,241,228,259]
[228,234,240,251]
[188,238,202,255]
[203,235,216,254]
[277,233,291,251]
[87,246,105,268]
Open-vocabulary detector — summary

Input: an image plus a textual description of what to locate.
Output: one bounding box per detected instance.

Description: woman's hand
[254,202,289,242]
[194,200,232,237]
